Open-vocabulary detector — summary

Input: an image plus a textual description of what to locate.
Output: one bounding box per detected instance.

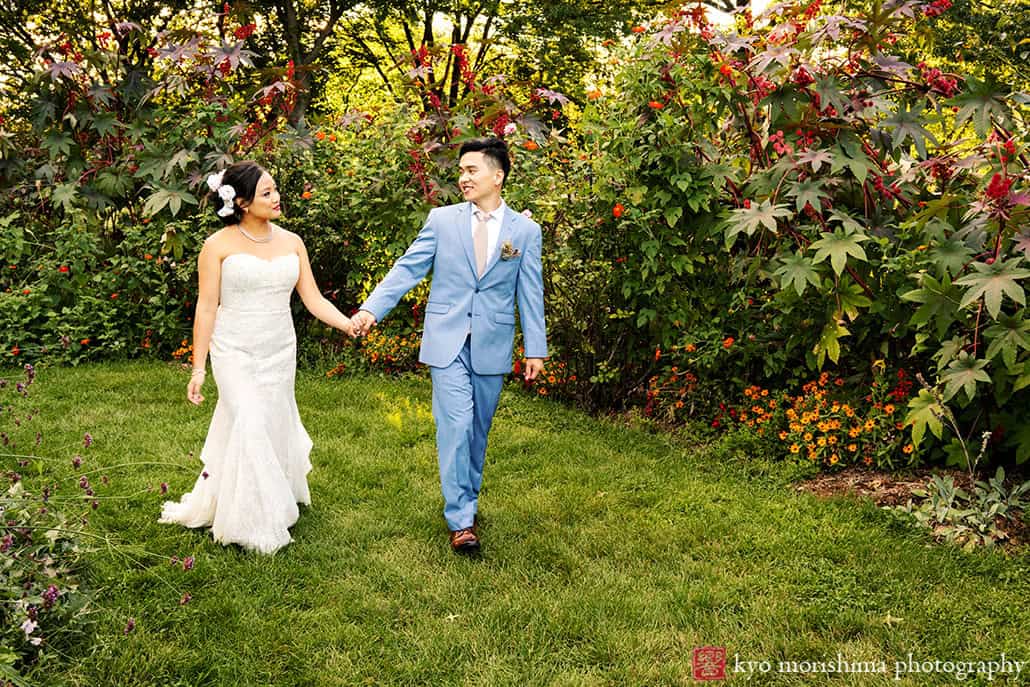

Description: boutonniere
[500,241,521,260]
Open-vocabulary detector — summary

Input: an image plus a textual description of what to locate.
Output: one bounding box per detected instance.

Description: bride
[160,160,355,554]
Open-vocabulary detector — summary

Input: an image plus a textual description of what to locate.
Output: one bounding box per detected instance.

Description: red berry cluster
[769,130,793,156]
[923,0,952,18]
[917,62,958,97]
[985,173,1012,202]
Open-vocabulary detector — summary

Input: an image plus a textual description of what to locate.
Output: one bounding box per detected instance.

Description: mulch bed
[794,466,1029,548]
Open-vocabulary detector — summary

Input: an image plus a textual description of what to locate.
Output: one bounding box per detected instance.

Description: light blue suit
[361,201,547,530]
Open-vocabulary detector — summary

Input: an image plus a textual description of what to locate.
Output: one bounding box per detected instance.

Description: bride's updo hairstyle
[207,160,266,226]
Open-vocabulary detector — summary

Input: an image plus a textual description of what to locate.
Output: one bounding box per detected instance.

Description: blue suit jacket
[361,201,548,375]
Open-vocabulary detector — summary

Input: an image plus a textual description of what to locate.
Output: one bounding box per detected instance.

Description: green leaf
[954,257,1030,319]
[51,183,78,212]
[951,77,1011,137]
[774,252,821,296]
[984,314,1030,370]
[812,76,849,117]
[663,205,682,227]
[43,131,72,158]
[813,320,849,367]
[787,178,829,212]
[905,388,945,447]
[809,229,869,275]
[940,352,991,401]
[724,200,792,246]
[142,187,198,217]
[91,112,121,138]
[880,101,938,158]
[901,273,963,338]
[928,240,973,278]
[836,279,872,321]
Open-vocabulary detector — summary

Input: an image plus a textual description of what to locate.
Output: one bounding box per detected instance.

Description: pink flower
[503,122,517,136]
[521,209,533,219]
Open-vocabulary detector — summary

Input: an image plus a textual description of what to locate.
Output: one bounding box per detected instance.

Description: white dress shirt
[469,199,506,263]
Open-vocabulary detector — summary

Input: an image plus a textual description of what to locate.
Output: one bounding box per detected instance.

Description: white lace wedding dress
[160,252,312,554]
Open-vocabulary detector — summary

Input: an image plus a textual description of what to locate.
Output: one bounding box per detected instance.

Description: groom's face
[458,152,503,205]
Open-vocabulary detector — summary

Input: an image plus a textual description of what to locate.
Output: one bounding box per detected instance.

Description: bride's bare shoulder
[199,227,236,259]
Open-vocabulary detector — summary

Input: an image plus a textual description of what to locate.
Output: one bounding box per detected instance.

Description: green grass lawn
[11,361,1030,686]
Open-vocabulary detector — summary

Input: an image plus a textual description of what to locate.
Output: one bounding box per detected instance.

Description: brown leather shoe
[449,527,480,554]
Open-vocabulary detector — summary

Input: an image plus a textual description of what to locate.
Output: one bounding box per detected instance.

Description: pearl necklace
[238,224,275,243]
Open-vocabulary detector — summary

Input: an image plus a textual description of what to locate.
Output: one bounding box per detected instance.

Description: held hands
[351,310,377,337]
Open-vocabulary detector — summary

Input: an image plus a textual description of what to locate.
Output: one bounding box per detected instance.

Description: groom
[352,137,547,553]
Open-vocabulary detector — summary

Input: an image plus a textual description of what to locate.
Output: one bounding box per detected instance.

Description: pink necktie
[473,210,489,277]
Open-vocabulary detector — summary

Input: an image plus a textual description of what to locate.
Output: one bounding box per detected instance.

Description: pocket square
[500,241,521,260]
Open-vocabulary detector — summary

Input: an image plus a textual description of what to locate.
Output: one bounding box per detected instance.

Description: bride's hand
[187,378,205,405]
[340,317,357,339]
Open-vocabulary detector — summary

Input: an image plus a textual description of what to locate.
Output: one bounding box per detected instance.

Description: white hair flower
[205,170,225,192]
[216,184,237,217]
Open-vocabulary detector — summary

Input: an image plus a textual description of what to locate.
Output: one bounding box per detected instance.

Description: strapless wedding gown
[160,252,312,554]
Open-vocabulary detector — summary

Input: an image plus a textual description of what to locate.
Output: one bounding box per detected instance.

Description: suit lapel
[481,207,515,279]
[456,202,479,280]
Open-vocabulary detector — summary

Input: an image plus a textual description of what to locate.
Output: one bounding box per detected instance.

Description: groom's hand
[523,358,544,382]
[352,310,377,337]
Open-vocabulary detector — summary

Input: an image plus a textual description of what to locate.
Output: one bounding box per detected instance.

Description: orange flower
[81,338,90,345]
[631,25,646,33]
[144,253,153,260]
[884,404,895,414]
[789,443,800,454]
[587,89,603,100]
[684,343,696,353]
[302,191,312,199]
[648,101,665,110]
[523,140,539,151]
[829,454,840,465]
[328,133,337,142]
[315,131,326,141]
[22,289,30,295]
[722,336,734,349]
[110,293,118,299]
[847,443,857,452]
[10,345,19,356]
[612,203,625,218]
[902,444,914,454]
[654,347,661,361]
[719,63,733,77]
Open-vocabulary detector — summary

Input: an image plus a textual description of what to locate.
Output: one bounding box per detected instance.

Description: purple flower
[42,585,59,610]
[201,471,209,480]
[182,556,195,571]
[102,475,110,485]
[83,433,93,448]
[91,500,99,510]
[78,476,89,490]
[123,617,135,634]
[160,482,168,494]
[72,455,82,468]
[2,534,16,553]
[20,618,37,636]
[41,486,50,502]
[35,432,41,446]
[179,592,192,605]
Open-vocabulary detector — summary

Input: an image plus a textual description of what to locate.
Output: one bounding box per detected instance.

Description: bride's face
[243,172,282,220]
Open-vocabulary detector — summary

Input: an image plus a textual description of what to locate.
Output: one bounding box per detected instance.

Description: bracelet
[190,369,206,378]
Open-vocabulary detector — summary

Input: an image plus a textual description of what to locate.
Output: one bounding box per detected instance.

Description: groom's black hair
[210,160,267,226]
[459,137,511,185]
